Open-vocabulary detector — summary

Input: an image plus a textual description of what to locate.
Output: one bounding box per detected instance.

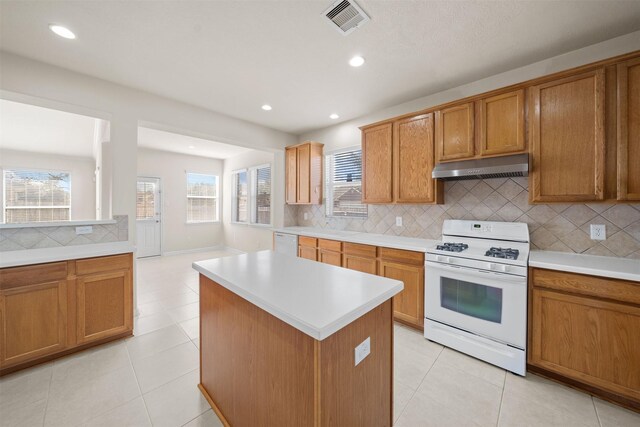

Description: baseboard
[162,245,226,256]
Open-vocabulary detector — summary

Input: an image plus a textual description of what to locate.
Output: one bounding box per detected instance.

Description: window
[3,169,71,223]
[136,180,156,220]
[186,173,219,223]
[251,165,271,225]
[325,149,367,218]
[232,164,272,226]
[232,170,248,223]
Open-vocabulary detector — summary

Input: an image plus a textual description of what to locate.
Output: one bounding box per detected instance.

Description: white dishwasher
[273,232,298,257]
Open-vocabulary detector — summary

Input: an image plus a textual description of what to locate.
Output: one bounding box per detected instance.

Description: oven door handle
[425,260,526,284]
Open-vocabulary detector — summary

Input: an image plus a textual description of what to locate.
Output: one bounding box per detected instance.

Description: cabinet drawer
[378,247,424,266]
[530,268,640,305]
[76,254,131,276]
[317,239,342,252]
[298,236,317,248]
[0,262,67,290]
[343,242,377,258]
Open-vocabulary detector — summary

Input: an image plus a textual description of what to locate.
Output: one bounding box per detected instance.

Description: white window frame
[325,147,367,219]
[186,172,220,224]
[2,167,72,224]
[231,163,273,227]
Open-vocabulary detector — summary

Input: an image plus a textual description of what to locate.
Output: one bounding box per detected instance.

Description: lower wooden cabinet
[298,236,317,261]
[0,278,68,368]
[318,250,342,267]
[379,259,424,329]
[77,270,133,345]
[0,253,133,375]
[529,268,640,409]
[343,255,377,275]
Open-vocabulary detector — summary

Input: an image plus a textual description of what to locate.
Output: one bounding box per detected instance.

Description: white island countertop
[273,226,440,252]
[193,250,403,340]
[530,250,640,282]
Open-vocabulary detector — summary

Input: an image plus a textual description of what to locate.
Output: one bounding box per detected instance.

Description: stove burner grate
[485,247,520,260]
[436,242,469,253]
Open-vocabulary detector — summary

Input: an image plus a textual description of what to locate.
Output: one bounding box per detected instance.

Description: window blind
[233,171,248,223]
[186,173,218,222]
[3,169,71,223]
[326,150,367,218]
[253,165,271,225]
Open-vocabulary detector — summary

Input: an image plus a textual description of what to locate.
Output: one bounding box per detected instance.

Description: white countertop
[193,250,403,341]
[273,226,440,252]
[0,241,135,268]
[0,219,117,229]
[530,251,640,282]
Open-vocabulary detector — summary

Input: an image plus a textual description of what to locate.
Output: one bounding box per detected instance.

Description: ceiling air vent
[323,0,370,36]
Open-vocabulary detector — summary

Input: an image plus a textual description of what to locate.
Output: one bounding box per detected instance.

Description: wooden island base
[198,275,394,427]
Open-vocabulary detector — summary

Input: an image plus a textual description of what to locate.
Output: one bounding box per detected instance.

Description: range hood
[432,153,529,181]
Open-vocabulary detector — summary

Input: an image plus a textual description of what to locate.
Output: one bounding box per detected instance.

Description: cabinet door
[297,144,311,204]
[77,270,133,345]
[617,58,640,201]
[479,89,525,156]
[298,245,317,261]
[394,113,439,203]
[343,255,377,275]
[362,123,393,203]
[318,250,342,267]
[0,281,67,368]
[285,147,298,204]
[530,69,605,202]
[530,287,640,402]
[436,102,475,162]
[379,261,424,329]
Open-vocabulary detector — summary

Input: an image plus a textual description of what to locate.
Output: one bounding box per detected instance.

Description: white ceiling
[138,127,253,159]
[1,1,640,135]
[0,99,96,157]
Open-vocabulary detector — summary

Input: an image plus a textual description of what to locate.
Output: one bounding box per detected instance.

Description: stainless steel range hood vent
[432,153,529,181]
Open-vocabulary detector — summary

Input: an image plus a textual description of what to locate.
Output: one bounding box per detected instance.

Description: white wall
[299,31,640,150]
[222,150,277,252]
[137,147,224,253]
[0,148,96,222]
[0,52,297,247]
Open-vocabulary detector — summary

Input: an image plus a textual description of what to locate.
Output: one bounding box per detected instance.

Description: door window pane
[441,278,503,323]
[136,181,156,219]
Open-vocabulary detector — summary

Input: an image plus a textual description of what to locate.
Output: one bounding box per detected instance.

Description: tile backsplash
[0,215,129,252]
[295,178,640,259]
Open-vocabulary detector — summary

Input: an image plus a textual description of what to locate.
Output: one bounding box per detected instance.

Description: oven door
[425,260,527,349]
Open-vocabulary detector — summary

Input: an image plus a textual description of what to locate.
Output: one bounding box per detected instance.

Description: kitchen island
[193,250,403,427]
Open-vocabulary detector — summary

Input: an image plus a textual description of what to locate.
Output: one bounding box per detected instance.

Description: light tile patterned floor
[1,249,639,426]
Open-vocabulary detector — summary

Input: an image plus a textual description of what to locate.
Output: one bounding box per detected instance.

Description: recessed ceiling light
[261,104,272,111]
[329,113,339,120]
[49,24,76,39]
[349,56,365,67]
[188,145,195,149]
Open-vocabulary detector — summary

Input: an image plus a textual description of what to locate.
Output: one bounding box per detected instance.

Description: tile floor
[2,249,640,426]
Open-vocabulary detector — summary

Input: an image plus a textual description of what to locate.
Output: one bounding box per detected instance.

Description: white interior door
[136,177,161,258]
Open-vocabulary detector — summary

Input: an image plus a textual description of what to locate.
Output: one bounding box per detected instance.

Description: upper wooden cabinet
[478,89,526,156]
[436,102,475,162]
[394,114,441,203]
[362,115,442,204]
[530,69,606,202]
[617,58,640,201]
[362,123,394,203]
[285,142,323,205]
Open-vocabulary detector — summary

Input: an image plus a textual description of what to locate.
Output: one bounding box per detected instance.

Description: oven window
[441,278,502,323]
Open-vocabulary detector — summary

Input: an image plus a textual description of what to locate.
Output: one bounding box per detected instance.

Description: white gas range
[424,220,530,376]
